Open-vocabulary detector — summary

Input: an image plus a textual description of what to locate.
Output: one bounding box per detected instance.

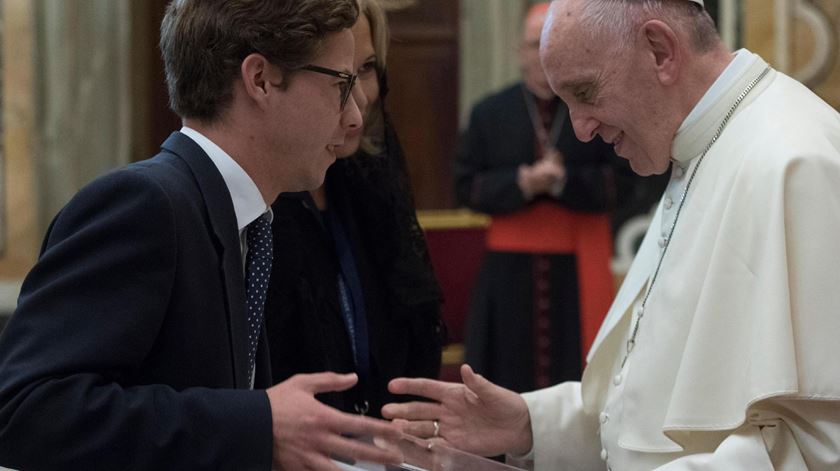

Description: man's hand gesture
[267,372,403,470]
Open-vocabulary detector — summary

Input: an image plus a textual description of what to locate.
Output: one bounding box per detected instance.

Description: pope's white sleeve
[507,381,602,471]
[653,398,840,471]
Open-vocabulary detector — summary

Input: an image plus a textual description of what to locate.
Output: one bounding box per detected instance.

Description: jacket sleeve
[0,169,272,471]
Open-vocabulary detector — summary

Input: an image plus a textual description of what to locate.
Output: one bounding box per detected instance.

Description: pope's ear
[240,53,282,101]
[640,19,681,86]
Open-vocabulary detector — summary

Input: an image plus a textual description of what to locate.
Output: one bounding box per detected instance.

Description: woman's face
[336,14,381,158]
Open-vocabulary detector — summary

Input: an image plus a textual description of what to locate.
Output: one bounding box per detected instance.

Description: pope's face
[540,2,676,176]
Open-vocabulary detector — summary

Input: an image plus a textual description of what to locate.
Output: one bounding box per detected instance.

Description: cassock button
[599,412,609,424]
[658,237,668,248]
[613,373,623,386]
[664,197,673,210]
[674,166,685,178]
[600,449,609,461]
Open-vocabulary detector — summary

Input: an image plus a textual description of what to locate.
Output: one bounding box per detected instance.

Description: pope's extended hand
[381,364,533,457]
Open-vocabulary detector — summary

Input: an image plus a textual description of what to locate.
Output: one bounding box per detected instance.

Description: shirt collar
[180,126,270,231]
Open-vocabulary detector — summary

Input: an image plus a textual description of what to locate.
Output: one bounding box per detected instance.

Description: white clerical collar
[679,49,756,133]
[671,49,772,164]
[180,126,269,231]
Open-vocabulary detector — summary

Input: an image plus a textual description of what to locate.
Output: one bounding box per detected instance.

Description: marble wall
[745,0,840,108]
[458,0,531,127]
[1,0,37,286]
[34,0,133,228]
[0,0,131,316]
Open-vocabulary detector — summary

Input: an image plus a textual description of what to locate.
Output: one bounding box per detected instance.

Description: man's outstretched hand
[267,372,403,470]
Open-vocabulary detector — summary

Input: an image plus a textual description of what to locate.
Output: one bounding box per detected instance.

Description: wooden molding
[441,343,465,366]
[417,209,490,230]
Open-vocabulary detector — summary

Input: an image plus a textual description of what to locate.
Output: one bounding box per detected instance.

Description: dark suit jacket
[454,82,621,214]
[0,132,273,470]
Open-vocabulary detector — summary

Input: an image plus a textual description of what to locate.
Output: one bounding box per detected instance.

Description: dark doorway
[385,1,460,210]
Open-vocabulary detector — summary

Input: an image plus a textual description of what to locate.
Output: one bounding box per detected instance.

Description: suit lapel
[161,132,251,389]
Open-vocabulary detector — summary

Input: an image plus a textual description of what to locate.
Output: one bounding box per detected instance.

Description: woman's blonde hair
[359,0,389,70]
[357,0,389,154]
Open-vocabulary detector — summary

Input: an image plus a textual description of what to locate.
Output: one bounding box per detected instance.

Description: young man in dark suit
[0,1,402,470]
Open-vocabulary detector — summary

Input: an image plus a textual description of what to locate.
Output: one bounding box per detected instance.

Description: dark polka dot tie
[245,213,272,386]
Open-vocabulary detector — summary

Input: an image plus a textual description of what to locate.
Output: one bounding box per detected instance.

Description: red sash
[486,201,614,360]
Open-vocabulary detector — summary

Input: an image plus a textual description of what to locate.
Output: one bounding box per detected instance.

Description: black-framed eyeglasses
[302,64,357,112]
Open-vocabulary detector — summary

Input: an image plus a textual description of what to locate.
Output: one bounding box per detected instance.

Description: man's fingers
[389,418,438,439]
[381,401,442,421]
[295,372,358,394]
[388,377,452,401]
[328,411,403,442]
[325,434,404,466]
[391,418,412,434]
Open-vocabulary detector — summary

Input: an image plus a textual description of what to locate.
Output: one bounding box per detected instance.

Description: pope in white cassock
[382,0,840,469]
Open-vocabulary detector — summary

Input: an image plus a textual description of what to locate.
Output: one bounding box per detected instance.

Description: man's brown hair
[160,0,359,122]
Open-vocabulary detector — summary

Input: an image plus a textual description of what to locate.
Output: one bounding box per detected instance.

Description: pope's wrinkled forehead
[539,0,585,67]
[537,0,616,96]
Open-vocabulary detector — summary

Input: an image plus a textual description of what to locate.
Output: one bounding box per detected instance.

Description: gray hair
[577,0,719,53]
